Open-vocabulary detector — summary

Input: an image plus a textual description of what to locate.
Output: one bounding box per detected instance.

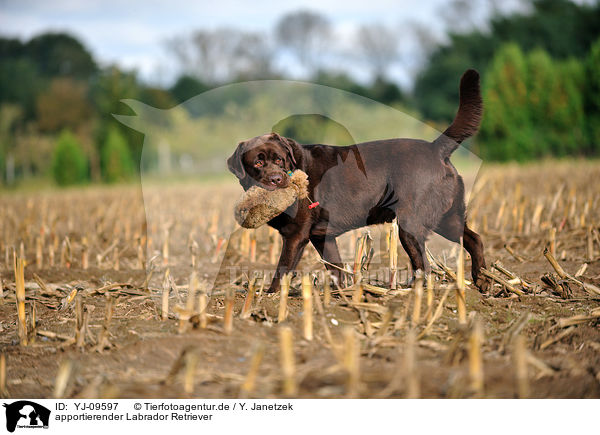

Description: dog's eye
[254,160,264,168]
[274,157,283,165]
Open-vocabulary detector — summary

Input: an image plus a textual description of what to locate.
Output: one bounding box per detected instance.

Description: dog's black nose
[269,174,283,185]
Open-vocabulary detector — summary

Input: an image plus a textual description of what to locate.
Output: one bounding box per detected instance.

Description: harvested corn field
[1,160,599,399]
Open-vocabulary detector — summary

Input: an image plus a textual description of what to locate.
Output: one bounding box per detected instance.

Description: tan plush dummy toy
[234,170,311,228]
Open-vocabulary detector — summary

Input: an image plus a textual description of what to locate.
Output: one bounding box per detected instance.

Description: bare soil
[1,161,599,399]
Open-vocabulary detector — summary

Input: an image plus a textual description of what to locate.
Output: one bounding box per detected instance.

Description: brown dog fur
[227,69,488,293]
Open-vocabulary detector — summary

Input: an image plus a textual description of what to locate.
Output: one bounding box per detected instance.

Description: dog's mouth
[261,183,278,191]
[260,173,289,190]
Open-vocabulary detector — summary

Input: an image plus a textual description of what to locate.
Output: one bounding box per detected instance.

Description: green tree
[548,59,586,155]
[479,44,533,161]
[0,57,43,120]
[91,66,143,166]
[36,78,93,132]
[585,38,600,154]
[479,44,587,161]
[526,52,586,157]
[140,86,176,109]
[25,33,97,79]
[51,130,88,185]
[414,0,600,123]
[101,126,135,183]
[526,49,556,156]
[169,75,209,104]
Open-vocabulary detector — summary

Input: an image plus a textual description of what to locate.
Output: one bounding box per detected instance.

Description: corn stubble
[1,162,599,399]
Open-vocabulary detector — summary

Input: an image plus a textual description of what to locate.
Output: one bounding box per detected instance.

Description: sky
[0,0,525,87]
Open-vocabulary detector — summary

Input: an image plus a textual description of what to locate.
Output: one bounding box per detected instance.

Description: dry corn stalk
[224,288,234,335]
[343,327,360,398]
[376,304,397,338]
[418,285,452,339]
[0,353,6,398]
[49,242,55,267]
[411,272,423,327]
[189,238,199,268]
[556,311,600,328]
[548,227,556,256]
[53,359,73,399]
[183,351,199,394]
[352,272,364,303]
[95,295,114,352]
[14,256,27,346]
[540,326,576,350]
[301,274,313,341]
[249,235,257,263]
[279,326,297,395]
[323,271,331,305]
[426,274,434,322]
[404,329,419,398]
[544,247,600,296]
[186,271,199,312]
[240,275,257,320]
[162,227,170,266]
[60,237,71,267]
[504,244,525,263]
[587,227,595,261]
[468,317,484,396]
[389,220,399,289]
[278,273,291,323]
[269,228,278,265]
[353,232,373,274]
[456,238,466,325]
[197,287,208,329]
[492,261,523,284]
[240,229,250,258]
[75,297,89,348]
[137,236,145,269]
[29,301,37,344]
[35,236,43,268]
[312,285,340,357]
[482,269,524,296]
[112,245,119,271]
[240,342,265,396]
[81,237,89,270]
[513,335,529,398]
[161,269,171,321]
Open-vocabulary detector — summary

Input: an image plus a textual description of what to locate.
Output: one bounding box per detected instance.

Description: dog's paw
[474,275,490,294]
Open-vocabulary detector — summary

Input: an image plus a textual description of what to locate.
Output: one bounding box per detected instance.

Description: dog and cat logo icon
[3,401,50,432]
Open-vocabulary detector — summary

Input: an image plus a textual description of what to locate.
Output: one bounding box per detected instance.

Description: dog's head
[227,132,302,191]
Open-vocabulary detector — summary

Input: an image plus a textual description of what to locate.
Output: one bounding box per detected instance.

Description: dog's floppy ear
[275,134,302,169]
[227,141,247,179]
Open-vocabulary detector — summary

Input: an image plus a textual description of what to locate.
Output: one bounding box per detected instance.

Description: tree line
[0,0,599,186]
[415,0,600,161]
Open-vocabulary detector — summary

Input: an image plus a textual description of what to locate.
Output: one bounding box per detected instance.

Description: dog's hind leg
[435,211,488,292]
[462,224,488,292]
[397,224,429,285]
[310,235,345,288]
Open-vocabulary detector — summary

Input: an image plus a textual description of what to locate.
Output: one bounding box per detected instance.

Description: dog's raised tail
[434,69,482,159]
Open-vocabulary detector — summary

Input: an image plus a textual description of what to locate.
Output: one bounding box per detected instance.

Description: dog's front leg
[309,235,345,288]
[267,235,309,293]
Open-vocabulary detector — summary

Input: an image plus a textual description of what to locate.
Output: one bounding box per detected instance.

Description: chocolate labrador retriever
[228,69,487,293]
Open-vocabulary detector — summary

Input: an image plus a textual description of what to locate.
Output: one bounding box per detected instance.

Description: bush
[585,38,600,154]
[101,126,135,182]
[549,59,586,156]
[51,129,88,185]
[478,44,533,161]
[479,43,587,161]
